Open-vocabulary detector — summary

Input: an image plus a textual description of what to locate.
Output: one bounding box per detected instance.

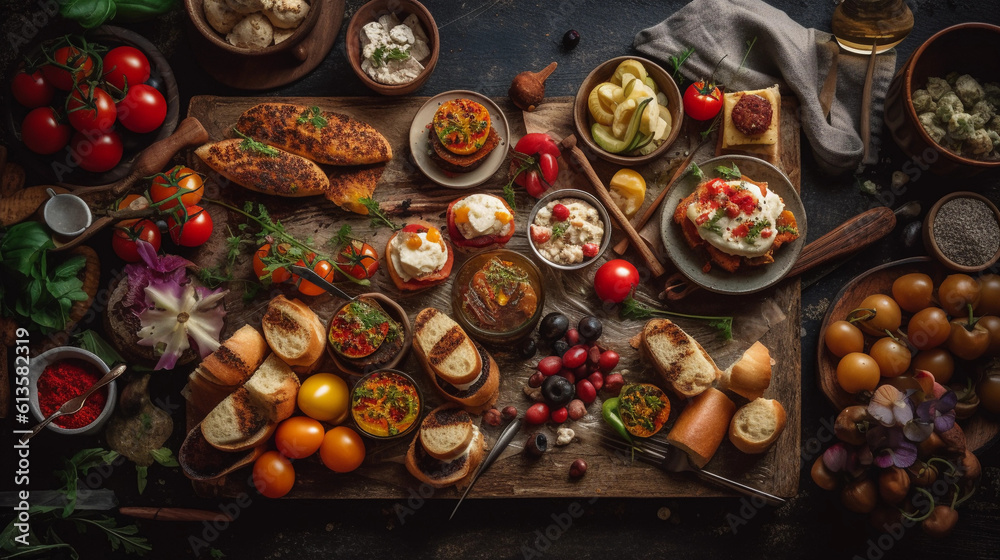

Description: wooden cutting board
[183,95,802,499]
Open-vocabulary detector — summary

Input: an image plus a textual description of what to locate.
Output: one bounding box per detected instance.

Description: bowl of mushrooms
[185,0,321,56]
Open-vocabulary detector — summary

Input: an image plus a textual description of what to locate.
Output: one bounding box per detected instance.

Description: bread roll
[665,388,736,468]
[201,325,269,386]
[262,295,325,368]
[719,341,773,400]
[729,398,786,454]
[641,319,720,398]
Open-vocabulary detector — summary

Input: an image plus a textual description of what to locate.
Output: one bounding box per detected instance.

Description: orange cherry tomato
[253,243,292,284]
[112,193,150,229]
[297,258,335,296]
[274,416,325,459]
[319,426,365,473]
[150,166,204,209]
[836,352,880,394]
[252,451,295,498]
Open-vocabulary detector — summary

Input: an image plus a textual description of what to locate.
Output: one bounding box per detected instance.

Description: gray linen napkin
[634,0,896,175]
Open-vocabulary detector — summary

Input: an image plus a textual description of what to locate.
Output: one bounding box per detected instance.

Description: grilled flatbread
[195,139,329,197]
[325,164,386,215]
[236,103,392,166]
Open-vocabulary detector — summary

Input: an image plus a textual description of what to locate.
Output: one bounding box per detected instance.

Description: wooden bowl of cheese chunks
[185,0,322,56]
[345,0,440,96]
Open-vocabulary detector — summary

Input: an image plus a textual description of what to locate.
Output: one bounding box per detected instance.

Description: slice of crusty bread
[666,388,736,468]
[187,367,237,423]
[244,354,300,422]
[419,405,475,461]
[719,341,774,401]
[641,319,720,398]
[201,325,269,386]
[262,295,325,368]
[729,398,787,454]
[406,412,484,489]
[200,387,276,452]
[413,308,482,385]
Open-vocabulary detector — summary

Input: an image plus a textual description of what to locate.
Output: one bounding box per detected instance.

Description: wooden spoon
[558,134,666,278]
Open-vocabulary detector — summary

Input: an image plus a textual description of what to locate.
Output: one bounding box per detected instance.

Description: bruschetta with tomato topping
[446,194,515,250]
[385,222,454,291]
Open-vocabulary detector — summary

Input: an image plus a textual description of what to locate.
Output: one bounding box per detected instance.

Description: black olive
[901,221,923,252]
[578,316,603,342]
[562,30,580,49]
[552,340,570,357]
[520,337,538,359]
[538,312,570,342]
[541,375,575,407]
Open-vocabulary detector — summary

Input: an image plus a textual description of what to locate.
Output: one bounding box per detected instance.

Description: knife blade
[287,265,354,301]
[449,416,523,520]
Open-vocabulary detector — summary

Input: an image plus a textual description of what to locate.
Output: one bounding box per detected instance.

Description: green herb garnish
[701,208,726,235]
[689,162,705,181]
[551,221,569,239]
[621,293,733,341]
[715,163,741,180]
[484,257,529,292]
[296,106,327,129]
[234,129,279,157]
[358,197,400,230]
[371,45,410,67]
[668,46,695,85]
[744,218,771,244]
[777,224,799,236]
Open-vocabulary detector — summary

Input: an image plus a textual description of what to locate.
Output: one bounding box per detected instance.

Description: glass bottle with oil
[832,0,914,54]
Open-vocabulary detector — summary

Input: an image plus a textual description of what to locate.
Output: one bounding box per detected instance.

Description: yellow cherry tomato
[320,426,366,473]
[609,168,647,218]
[297,373,349,424]
[836,352,881,394]
[274,416,325,459]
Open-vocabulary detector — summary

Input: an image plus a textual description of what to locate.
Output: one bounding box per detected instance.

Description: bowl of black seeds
[923,191,1000,272]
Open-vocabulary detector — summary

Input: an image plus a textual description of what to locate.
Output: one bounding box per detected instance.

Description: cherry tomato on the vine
[333,239,378,281]
[167,205,213,247]
[112,219,161,263]
[67,85,117,133]
[21,107,70,155]
[70,130,123,172]
[253,243,293,284]
[683,81,723,121]
[150,166,204,209]
[297,256,336,296]
[43,46,94,91]
[117,84,166,133]
[102,46,150,91]
[11,70,54,108]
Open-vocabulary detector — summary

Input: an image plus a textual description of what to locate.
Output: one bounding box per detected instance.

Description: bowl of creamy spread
[660,155,807,295]
[527,189,611,270]
[346,0,439,96]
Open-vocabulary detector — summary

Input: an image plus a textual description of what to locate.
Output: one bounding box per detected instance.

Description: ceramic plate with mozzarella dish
[660,155,807,295]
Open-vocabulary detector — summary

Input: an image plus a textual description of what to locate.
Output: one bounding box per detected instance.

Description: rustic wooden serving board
[183,95,802,499]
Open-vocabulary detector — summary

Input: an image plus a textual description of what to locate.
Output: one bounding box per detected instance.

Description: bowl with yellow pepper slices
[574,56,683,165]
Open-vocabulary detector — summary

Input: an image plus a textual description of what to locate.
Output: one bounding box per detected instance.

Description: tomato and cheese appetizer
[432,98,491,156]
[386,223,454,291]
[446,194,515,249]
[674,175,799,272]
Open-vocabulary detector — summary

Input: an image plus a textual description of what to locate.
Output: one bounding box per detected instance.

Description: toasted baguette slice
[200,387,276,452]
[201,325,269,387]
[406,407,484,489]
[195,139,329,197]
[419,405,475,461]
[666,388,736,468]
[641,319,720,398]
[187,367,237,422]
[428,126,502,173]
[325,164,386,215]
[729,398,787,454]
[413,308,482,385]
[719,341,774,401]
[244,354,300,422]
[235,103,392,165]
[262,295,325,368]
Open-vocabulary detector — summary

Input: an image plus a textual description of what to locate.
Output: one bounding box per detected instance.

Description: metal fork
[599,434,786,506]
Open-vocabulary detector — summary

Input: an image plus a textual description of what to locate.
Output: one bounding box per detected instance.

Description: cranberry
[502,406,518,421]
[525,403,550,425]
[604,373,625,395]
[599,350,620,373]
[550,407,568,423]
[569,458,588,478]
[562,345,588,369]
[537,356,563,376]
[484,408,502,426]
[575,379,597,404]
[564,328,580,346]
[587,372,604,391]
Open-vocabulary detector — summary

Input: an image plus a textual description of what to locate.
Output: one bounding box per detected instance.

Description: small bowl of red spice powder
[28,347,117,436]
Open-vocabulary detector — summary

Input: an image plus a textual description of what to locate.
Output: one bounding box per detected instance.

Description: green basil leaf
[60,0,116,28]
[46,278,85,299]
[113,0,178,21]
[0,222,53,275]
[150,447,179,467]
[52,255,86,279]
[75,330,124,367]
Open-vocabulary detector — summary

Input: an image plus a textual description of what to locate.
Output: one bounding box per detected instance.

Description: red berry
[562,345,588,369]
[550,407,569,423]
[552,203,570,222]
[537,356,563,376]
[528,371,545,388]
[561,372,576,385]
[603,373,625,395]
[582,243,599,258]
[564,328,580,346]
[599,350,620,373]
[572,363,588,377]
[526,403,550,424]
[587,372,604,391]
[576,380,597,403]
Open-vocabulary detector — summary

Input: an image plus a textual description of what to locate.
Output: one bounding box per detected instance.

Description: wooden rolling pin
[663,206,897,300]
[559,134,666,278]
[119,507,234,522]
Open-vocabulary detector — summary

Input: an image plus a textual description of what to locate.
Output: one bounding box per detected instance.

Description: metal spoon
[21,363,127,443]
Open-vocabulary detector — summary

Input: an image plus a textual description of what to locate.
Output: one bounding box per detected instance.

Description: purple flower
[868,385,913,427]
[916,389,957,433]
[866,425,917,469]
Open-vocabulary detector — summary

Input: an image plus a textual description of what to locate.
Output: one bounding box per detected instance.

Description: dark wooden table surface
[2,1,1000,559]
